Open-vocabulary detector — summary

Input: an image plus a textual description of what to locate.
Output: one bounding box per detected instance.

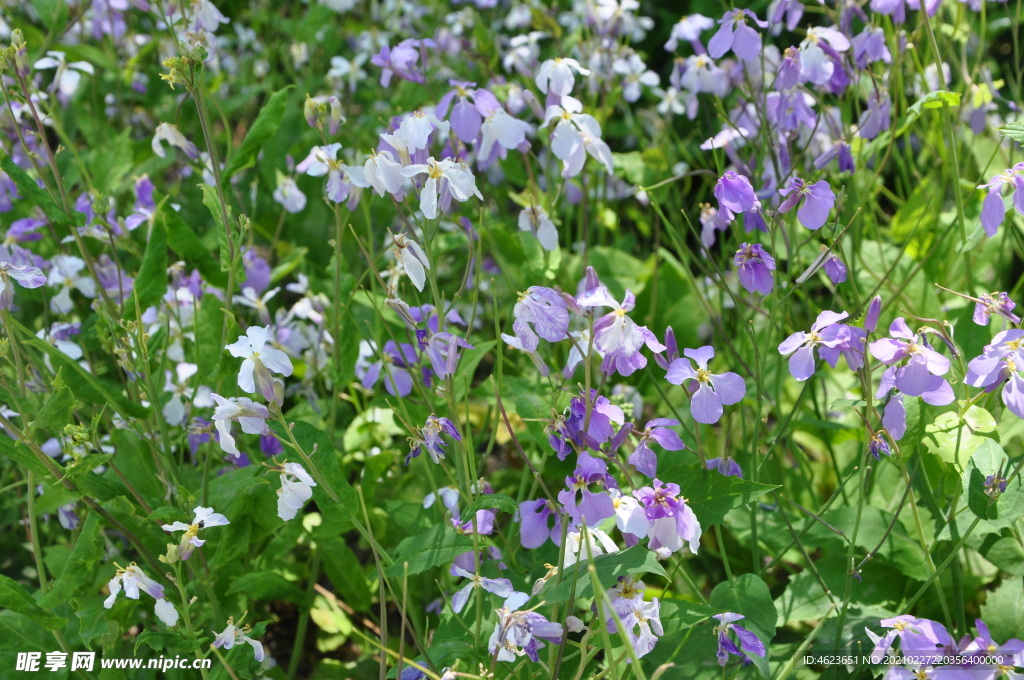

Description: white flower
[163,362,213,426]
[46,255,96,314]
[213,618,265,662]
[562,528,619,568]
[277,462,317,521]
[517,205,558,251]
[225,326,293,402]
[381,111,450,157]
[536,57,591,96]
[478,108,533,159]
[272,177,306,214]
[233,286,280,326]
[161,506,230,560]
[210,393,270,457]
[152,123,199,159]
[363,150,406,197]
[392,233,430,291]
[33,51,94,101]
[104,563,176,625]
[400,157,483,219]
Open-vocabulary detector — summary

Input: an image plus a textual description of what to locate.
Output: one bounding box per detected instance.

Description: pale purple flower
[706,456,743,477]
[577,274,666,377]
[513,286,569,351]
[778,310,850,381]
[865,616,954,665]
[608,594,663,658]
[407,415,461,464]
[0,246,45,310]
[865,296,883,333]
[634,479,701,556]
[213,619,265,662]
[824,253,847,283]
[714,171,761,221]
[974,292,1021,326]
[358,340,418,397]
[435,80,501,143]
[517,498,562,549]
[450,564,515,614]
[370,39,433,87]
[965,329,1024,418]
[665,346,746,425]
[869,318,955,406]
[734,243,776,295]
[209,393,270,457]
[778,177,836,230]
[978,164,1024,237]
[628,419,685,478]
[858,90,891,140]
[487,592,564,663]
[664,14,714,51]
[707,9,768,61]
[424,331,474,380]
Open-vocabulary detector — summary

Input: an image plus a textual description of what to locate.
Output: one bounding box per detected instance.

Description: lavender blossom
[734,243,776,295]
[665,346,746,425]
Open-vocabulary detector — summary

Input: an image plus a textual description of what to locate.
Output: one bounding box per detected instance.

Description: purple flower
[449,563,515,614]
[548,389,625,458]
[435,80,500,143]
[608,593,663,658]
[972,292,1021,326]
[870,318,955,406]
[407,415,461,464]
[358,340,418,397]
[823,253,847,283]
[734,243,776,295]
[576,274,665,377]
[665,346,746,424]
[513,286,570,351]
[664,14,714,52]
[778,310,851,381]
[706,456,743,477]
[517,499,562,549]
[627,419,686,478]
[708,9,768,61]
[634,479,701,556]
[965,329,1024,418]
[866,615,955,665]
[713,613,766,666]
[487,592,564,663]
[370,38,434,87]
[0,246,46,310]
[778,177,836,230]
[424,331,474,381]
[868,431,892,460]
[978,164,1024,237]
[865,296,883,333]
[858,90,891,140]
[714,171,761,220]
[557,452,617,525]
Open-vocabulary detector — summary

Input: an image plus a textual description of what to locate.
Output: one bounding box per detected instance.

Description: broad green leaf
[980,578,1024,642]
[464,493,519,517]
[90,128,134,194]
[543,544,669,604]
[385,524,474,579]
[223,86,293,179]
[40,513,105,607]
[0,574,66,629]
[659,461,779,526]
[658,598,717,627]
[963,439,1024,528]
[29,369,77,434]
[1000,121,1024,144]
[135,629,206,654]
[907,90,961,117]
[320,538,372,612]
[922,405,997,467]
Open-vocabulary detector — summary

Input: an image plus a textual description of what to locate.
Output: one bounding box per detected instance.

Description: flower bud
[303,94,319,130]
[11,29,29,78]
[865,295,882,333]
[328,96,344,135]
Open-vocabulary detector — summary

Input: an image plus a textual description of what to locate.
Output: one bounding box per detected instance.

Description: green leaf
[160,200,228,287]
[710,574,776,676]
[385,524,474,579]
[90,128,134,194]
[923,406,996,467]
[130,217,168,318]
[999,122,1024,145]
[464,493,519,517]
[319,538,372,612]
[135,629,205,654]
[10,318,149,419]
[980,578,1024,642]
[543,544,669,604]
[201,183,228,232]
[907,90,961,117]
[40,513,106,608]
[963,440,1024,528]
[0,574,66,630]
[29,369,77,434]
[658,598,717,627]
[225,571,306,603]
[223,86,293,179]
[659,461,779,526]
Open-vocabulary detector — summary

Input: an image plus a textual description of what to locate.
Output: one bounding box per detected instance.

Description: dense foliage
[1,0,1024,679]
